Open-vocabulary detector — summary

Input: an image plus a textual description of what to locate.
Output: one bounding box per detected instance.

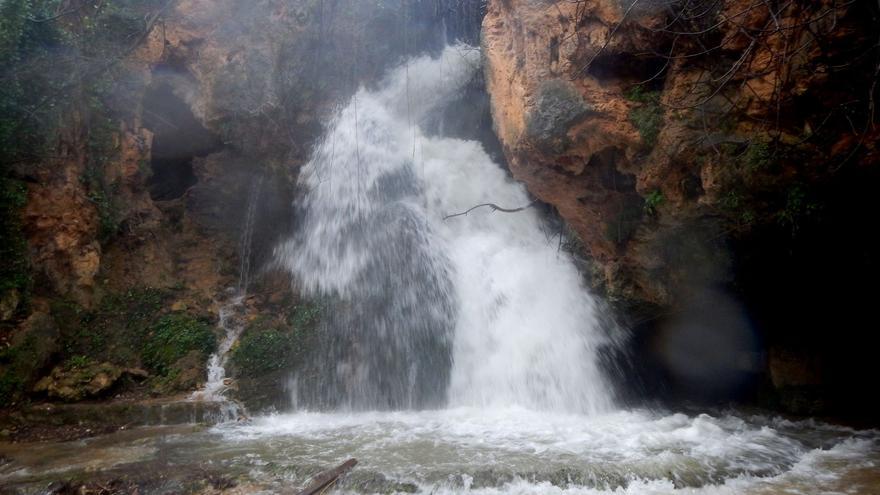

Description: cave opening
[142,81,221,201]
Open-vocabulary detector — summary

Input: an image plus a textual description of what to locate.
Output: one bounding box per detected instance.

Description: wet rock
[34,362,147,402]
[0,312,60,405]
[338,471,418,494]
[525,79,592,153]
[165,350,207,393]
[0,289,19,321]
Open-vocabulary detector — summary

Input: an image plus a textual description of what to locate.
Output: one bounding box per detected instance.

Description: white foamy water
[276,44,615,413]
[1,408,877,494]
[210,408,877,494]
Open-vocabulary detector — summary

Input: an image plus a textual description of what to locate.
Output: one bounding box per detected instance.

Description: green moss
[53,287,173,368]
[643,189,664,216]
[625,87,663,149]
[778,183,820,234]
[231,330,295,377]
[0,373,24,407]
[288,302,322,329]
[142,313,216,376]
[66,355,92,370]
[623,85,656,104]
[743,140,772,172]
[0,177,30,308]
[231,302,321,378]
[0,331,39,406]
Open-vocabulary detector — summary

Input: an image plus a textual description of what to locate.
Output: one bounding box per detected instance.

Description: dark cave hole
[142,81,221,201]
[587,52,667,91]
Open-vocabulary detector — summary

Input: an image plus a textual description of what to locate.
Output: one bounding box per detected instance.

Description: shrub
[142,313,216,376]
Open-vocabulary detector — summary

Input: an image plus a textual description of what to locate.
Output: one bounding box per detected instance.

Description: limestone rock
[34,362,148,402]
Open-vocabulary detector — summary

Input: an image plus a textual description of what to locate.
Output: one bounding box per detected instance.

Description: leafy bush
[142,313,216,376]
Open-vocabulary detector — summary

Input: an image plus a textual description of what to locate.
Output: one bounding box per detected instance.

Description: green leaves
[142,313,216,376]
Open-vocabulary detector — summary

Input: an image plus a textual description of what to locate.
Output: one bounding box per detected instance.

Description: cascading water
[191,176,263,405]
[276,44,617,413]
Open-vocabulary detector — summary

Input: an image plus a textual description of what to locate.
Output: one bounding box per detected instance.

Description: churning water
[276,44,616,413]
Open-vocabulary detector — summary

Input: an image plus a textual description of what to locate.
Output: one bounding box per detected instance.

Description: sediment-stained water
[1,408,877,494]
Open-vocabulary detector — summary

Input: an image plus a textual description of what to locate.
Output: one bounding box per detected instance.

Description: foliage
[778,184,820,234]
[288,302,322,329]
[0,177,30,307]
[142,313,216,376]
[1,0,169,258]
[625,87,663,149]
[231,330,296,377]
[643,190,664,216]
[743,140,772,172]
[623,85,656,104]
[0,331,39,406]
[65,354,92,370]
[231,302,321,377]
[53,287,172,366]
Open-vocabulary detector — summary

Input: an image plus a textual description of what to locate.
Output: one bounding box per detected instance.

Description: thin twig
[444,200,537,220]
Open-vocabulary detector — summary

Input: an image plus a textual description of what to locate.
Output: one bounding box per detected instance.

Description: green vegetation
[83,111,123,243]
[1,0,169,258]
[53,287,173,366]
[625,86,663,149]
[231,330,296,376]
[0,334,35,405]
[231,302,321,377]
[65,354,92,370]
[142,313,216,376]
[0,177,30,312]
[743,140,772,172]
[643,190,664,216]
[778,184,820,234]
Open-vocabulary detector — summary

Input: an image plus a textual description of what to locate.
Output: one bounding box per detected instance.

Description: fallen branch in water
[443,200,538,220]
[296,458,358,495]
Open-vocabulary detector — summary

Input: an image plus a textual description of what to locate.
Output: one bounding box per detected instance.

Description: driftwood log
[295,459,358,495]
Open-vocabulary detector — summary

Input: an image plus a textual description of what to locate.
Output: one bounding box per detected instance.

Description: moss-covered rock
[525,79,591,153]
[33,359,148,402]
[228,302,321,411]
[142,313,216,377]
[0,312,59,406]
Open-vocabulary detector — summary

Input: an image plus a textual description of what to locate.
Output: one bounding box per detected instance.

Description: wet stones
[525,79,592,154]
[33,362,148,402]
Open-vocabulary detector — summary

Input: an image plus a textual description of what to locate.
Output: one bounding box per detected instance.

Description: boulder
[34,362,148,402]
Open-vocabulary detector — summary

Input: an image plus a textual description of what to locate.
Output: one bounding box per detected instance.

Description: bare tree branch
[444,200,538,220]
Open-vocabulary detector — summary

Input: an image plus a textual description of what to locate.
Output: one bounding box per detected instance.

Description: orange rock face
[482,0,872,310]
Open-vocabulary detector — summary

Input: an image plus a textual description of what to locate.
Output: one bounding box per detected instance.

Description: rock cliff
[483,0,880,415]
[1,0,483,410]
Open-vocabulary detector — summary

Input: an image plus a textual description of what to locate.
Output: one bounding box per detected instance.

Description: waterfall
[276,45,616,414]
[192,176,263,407]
